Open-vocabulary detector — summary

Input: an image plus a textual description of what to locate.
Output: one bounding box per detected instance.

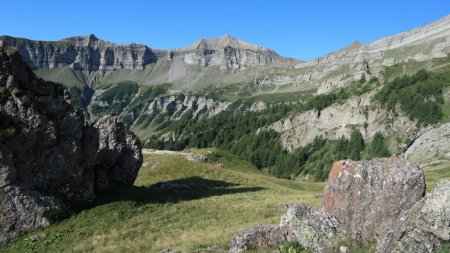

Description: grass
[424,162,450,193]
[1,150,324,253]
[2,150,450,253]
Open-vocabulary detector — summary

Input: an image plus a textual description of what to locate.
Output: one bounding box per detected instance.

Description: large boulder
[376,180,450,253]
[229,224,295,253]
[322,158,425,241]
[0,48,142,244]
[280,204,342,253]
[94,116,143,191]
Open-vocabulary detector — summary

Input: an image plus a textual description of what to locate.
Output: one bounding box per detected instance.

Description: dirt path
[142,149,194,156]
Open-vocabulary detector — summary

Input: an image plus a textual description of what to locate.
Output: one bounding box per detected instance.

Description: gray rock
[0,186,68,244]
[322,158,425,241]
[280,204,342,253]
[404,122,450,166]
[94,116,143,192]
[339,246,349,253]
[0,48,142,244]
[229,224,295,253]
[0,34,288,75]
[376,180,450,253]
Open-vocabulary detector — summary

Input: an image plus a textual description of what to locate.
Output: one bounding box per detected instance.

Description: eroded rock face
[322,158,425,241]
[280,204,342,253]
[94,116,143,191]
[376,180,450,253]
[229,224,295,253]
[0,48,142,244]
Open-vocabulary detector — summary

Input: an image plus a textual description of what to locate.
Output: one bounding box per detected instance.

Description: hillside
[1,150,449,253]
[0,150,324,253]
[2,14,450,180]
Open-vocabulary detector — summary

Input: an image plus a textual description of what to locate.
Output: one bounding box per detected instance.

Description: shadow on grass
[92,176,266,206]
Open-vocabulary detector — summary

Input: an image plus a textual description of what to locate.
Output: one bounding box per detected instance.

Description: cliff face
[0,34,158,72]
[167,35,287,69]
[0,34,290,76]
[294,14,450,93]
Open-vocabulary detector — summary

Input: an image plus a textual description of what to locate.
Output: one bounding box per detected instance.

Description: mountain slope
[0,34,296,88]
[2,14,450,179]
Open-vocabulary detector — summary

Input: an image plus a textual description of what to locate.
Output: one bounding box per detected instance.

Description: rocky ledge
[230,157,449,253]
[0,47,143,244]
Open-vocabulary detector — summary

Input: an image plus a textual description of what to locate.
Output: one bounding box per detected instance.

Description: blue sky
[2,1,449,60]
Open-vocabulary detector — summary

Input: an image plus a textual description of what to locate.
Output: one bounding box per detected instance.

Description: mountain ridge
[0,33,293,73]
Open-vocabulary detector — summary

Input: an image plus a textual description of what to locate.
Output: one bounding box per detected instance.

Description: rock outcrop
[94,116,143,192]
[295,14,450,93]
[322,158,425,241]
[404,122,450,166]
[141,95,234,121]
[171,34,286,70]
[0,48,142,244]
[270,91,416,151]
[230,157,429,252]
[280,204,342,253]
[377,180,450,253]
[229,224,295,253]
[0,34,290,74]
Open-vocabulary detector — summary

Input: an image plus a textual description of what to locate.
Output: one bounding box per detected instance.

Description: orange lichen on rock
[328,161,346,178]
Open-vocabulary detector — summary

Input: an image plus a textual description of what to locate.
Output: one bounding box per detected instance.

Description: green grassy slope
[1,150,324,253]
[1,150,449,253]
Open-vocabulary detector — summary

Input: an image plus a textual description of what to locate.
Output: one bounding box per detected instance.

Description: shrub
[0,113,16,142]
[280,241,306,253]
[369,132,390,158]
[0,86,12,103]
[436,242,450,253]
[205,152,218,162]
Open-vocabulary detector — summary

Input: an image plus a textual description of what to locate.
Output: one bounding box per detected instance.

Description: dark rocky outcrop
[229,224,295,253]
[0,48,142,244]
[376,180,450,253]
[322,158,425,241]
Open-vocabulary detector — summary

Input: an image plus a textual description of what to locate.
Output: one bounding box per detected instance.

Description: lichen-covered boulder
[229,224,295,253]
[280,204,342,253]
[322,158,425,241]
[376,180,450,253]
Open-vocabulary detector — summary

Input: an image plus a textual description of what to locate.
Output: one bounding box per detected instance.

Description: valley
[1,9,450,253]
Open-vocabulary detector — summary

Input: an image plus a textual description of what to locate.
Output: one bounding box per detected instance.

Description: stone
[0,186,68,243]
[94,116,143,192]
[376,180,450,253]
[322,158,425,241]
[229,224,295,253]
[339,246,349,253]
[0,48,142,244]
[404,122,450,166]
[280,204,342,253]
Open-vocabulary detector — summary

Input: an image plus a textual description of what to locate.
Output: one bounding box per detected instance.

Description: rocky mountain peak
[186,34,268,52]
[61,33,104,46]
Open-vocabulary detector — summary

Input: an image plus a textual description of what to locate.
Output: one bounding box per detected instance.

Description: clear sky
[2,1,449,60]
